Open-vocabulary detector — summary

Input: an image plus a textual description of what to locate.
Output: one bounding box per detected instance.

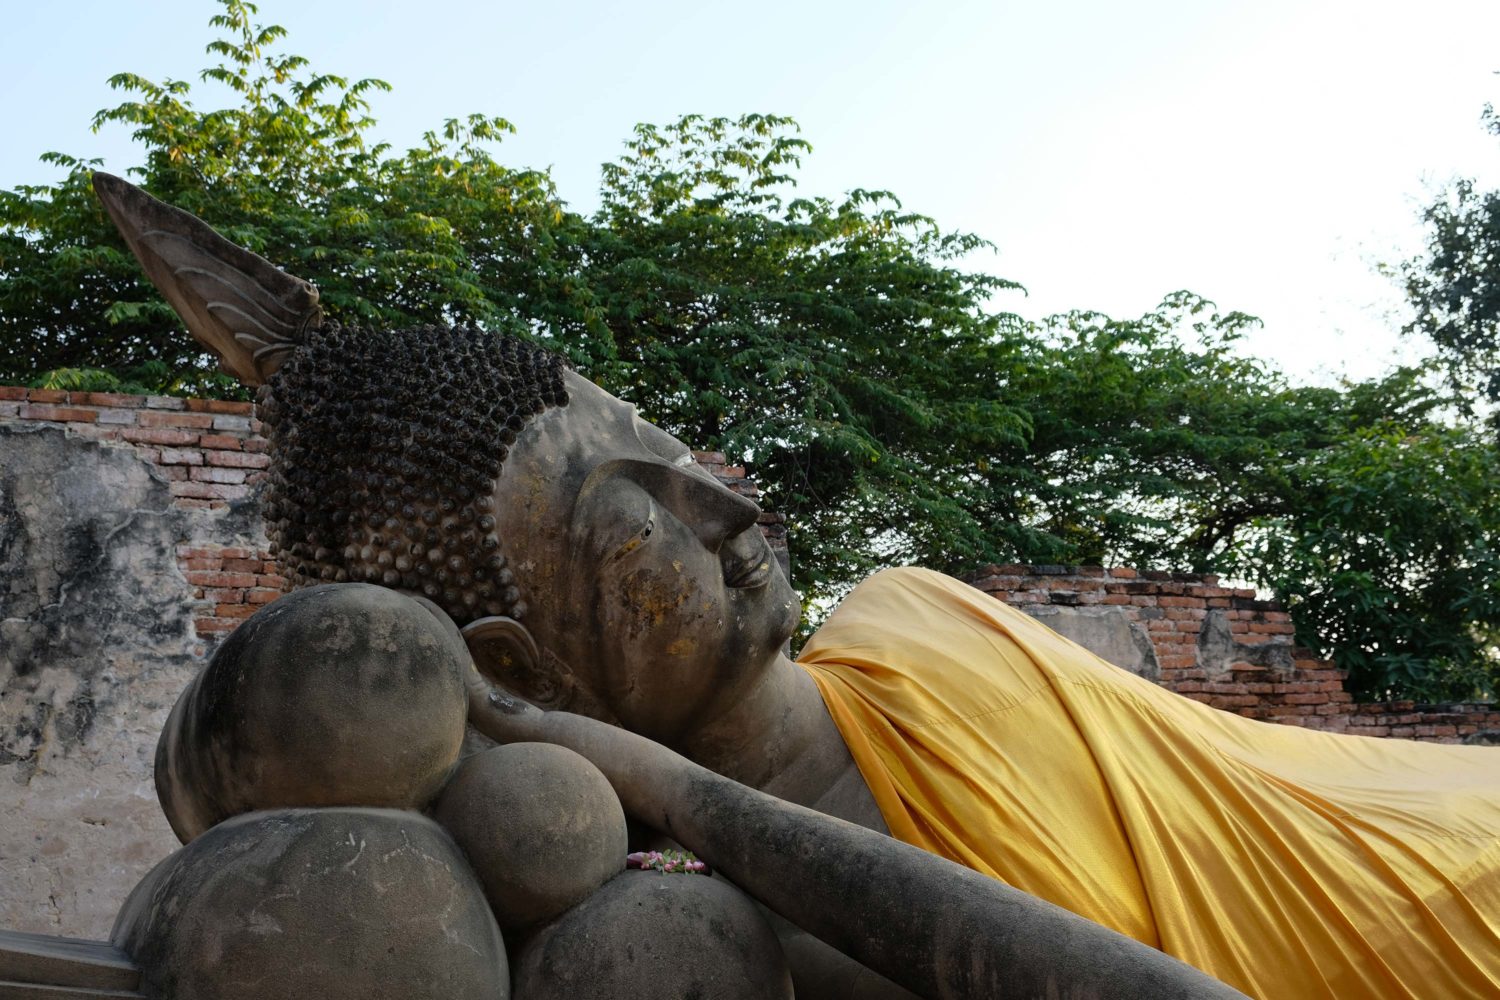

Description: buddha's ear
[91,172,321,387]
[460,616,564,708]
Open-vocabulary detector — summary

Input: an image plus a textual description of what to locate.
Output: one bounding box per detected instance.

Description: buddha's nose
[662,465,762,553]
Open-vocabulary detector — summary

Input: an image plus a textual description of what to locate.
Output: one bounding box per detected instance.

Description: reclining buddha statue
[64,174,1497,999]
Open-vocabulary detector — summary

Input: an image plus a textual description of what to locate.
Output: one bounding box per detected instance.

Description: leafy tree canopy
[2,0,1496,700]
[1403,102,1500,413]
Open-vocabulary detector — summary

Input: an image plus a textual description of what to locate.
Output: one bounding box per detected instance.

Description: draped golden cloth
[798,568,1500,1000]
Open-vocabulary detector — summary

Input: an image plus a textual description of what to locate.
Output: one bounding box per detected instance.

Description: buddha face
[484,371,801,744]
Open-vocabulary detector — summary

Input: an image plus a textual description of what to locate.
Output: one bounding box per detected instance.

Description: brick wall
[0,386,789,643]
[968,564,1500,744]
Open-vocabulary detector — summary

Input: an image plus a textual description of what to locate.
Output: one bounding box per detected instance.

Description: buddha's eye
[607,512,655,564]
[672,453,695,468]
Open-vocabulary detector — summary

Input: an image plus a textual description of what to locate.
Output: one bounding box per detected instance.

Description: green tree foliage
[1403,102,1500,411]
[533,115,1031,605]
[2,1,1497,700]
[1248,406,1500,701]
[0,0,562,396]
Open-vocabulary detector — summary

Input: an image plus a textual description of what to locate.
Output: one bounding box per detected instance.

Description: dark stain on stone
[1,424,262,768]
[56,680,99,748]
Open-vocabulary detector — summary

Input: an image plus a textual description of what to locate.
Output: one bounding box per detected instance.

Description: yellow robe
[798,567,1500,1000]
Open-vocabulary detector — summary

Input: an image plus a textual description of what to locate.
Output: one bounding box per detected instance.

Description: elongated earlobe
[461,616,560,705]
[92,172,322,386]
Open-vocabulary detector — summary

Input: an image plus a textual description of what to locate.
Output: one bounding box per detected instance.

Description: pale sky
[4,0,1498,386]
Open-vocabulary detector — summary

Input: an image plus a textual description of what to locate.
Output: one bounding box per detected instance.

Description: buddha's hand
[465,661,549,745]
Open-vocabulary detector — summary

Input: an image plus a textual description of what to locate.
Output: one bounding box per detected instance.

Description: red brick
[145,395,185,410]
[246,588,282,604]
[94,408,139,426]
[122,427,200,446]
[243,437,270,454]
[0,386,27,400]
[1157,596,1205,608]
[199,434,242,451]
[214,547,254,560]
[223,558,262,573]
[27,389,68,403]
[159,448,204,466]
[206,450,270,469]
[1283,693,1329,706]
[185,570,260,588]
[177,545,220,559]
[182,557,223,572]
[1101,594,1132,606]
[20,404,97,423]
[215,603,258,619]
[257,574,288,589]
[68,425,123,442]
[1158,655,1198,669]
[171,481,250,501]
[190,466,248,485]
[139,410,215,429]
[72,392,146,408]
[186,398,256,414]
[1164,607,1206,621]
[1250,622,1296,634]
[194,617,239,634]
[1235,634,1283,646]
[1108,567,1138,579]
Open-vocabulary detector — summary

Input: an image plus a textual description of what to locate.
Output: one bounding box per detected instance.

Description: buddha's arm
[467,676,1247,1000]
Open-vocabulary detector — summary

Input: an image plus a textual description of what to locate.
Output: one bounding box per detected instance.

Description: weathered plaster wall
[0,422,264,938]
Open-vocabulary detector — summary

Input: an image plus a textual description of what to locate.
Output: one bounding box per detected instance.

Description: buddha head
[95,174,800,744]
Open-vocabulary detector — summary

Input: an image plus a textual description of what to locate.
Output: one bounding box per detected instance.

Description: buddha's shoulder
[850,566,990,604]
[827,566,1019,629]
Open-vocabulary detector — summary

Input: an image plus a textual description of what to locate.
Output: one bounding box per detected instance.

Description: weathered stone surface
[1024,607,1161,680]
[1197,609,1293,677]
[434,743,626,929]
[0,426,260,938]
[511,870,792,1000]
[155,584,468,842]
[112,808,506,1000]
